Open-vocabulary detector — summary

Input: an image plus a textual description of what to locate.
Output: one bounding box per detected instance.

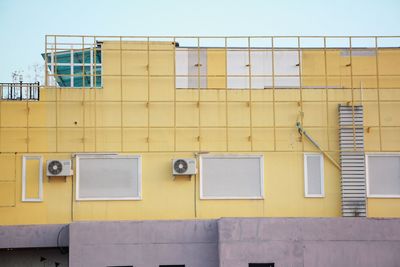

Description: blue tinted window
[43,47,102,88]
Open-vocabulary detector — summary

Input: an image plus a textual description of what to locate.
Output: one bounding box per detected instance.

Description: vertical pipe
[26,82,29,153]
[147,37,150,152]
[374,37,383,151]
[90,40,94,88]
[197,37,202,151]
[173,37,177,152]
[248,37,253,151]
[94,36,98,152]
[82,37,86,152]
[225,38,228,152]
[271,37,276,151]
[198,37,202,151]
[323,37,331,153]
[297,37,304,152]
[349,37,356,152]
[55,36,58,153]
[120,36,123,152]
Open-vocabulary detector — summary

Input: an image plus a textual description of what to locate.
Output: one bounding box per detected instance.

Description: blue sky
[0,0,399,82]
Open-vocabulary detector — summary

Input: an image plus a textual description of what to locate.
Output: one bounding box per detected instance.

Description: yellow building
[1,35,400,267]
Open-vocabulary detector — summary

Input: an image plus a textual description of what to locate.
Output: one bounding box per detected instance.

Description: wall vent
[338,105,366,217]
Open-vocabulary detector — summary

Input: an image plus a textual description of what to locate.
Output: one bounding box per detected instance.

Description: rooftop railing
[0,82,40,101]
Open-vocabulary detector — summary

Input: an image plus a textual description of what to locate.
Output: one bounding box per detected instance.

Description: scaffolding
[0,35,399,156]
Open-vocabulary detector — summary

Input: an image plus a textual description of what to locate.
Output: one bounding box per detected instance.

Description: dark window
[249,264,275,267]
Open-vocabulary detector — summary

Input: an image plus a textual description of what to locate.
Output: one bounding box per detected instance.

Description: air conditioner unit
[46,160,73,176]
[172,158,196,176]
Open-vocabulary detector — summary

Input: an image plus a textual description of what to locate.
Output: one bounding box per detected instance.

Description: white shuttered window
[200,155,264,199]
[76,155,141,201]
[367,154,400,198]
[304,153,324,197]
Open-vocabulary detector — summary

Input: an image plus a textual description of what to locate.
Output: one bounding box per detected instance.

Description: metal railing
[0,82,40,101]
[44,35,400,89]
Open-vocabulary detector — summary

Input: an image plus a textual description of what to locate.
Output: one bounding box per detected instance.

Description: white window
[22,155,43,202]
[76,155,141,201]
[200,155,264,199]
[366,154,400,198]
[304,153,324,197]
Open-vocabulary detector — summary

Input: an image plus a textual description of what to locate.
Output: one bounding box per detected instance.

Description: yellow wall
[1,42,400,225]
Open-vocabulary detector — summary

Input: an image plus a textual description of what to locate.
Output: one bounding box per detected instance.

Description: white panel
[227,50,250,89]
[176,48,189,88]
[76,155,141,200]
[367,154,400,197]
[175,48,189,76]
[176,76,189,89]
[227,50,249,75]
[176,48,207,89]
[22,155,43,202]
[274,50,300,75]
[251,76,272,89]
[200,155,264,199]
[228,77,249,89]
[250,50,272,89]
[250,50,272,75]
[304,153,324,197]
[188,49,207,88]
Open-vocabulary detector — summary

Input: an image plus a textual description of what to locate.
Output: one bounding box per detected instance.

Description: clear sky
[0,0,399,82]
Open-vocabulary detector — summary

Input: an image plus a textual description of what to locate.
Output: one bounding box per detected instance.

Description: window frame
[21,155,43,202]
[47,46,103,88]
[303,153,325,198]
[199,154,264,200]
[366,153,400,198]
[75,154,142,201]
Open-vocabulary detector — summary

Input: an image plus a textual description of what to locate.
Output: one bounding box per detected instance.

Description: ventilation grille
[339,105,366,217]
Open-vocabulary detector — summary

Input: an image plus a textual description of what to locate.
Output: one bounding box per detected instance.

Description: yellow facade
[1,37,400,225]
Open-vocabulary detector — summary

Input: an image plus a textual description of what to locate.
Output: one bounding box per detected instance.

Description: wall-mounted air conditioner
[172,158,196,176]
[46,160,73,176]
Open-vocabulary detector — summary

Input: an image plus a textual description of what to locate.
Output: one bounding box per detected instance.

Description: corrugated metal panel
[339,105,366,217]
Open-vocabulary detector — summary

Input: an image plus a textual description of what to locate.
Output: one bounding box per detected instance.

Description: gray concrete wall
[218,218,400,267]
[0,224,69,249]
[0,248,69,267]
[2,218,400,266]
[69,220,219,267]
